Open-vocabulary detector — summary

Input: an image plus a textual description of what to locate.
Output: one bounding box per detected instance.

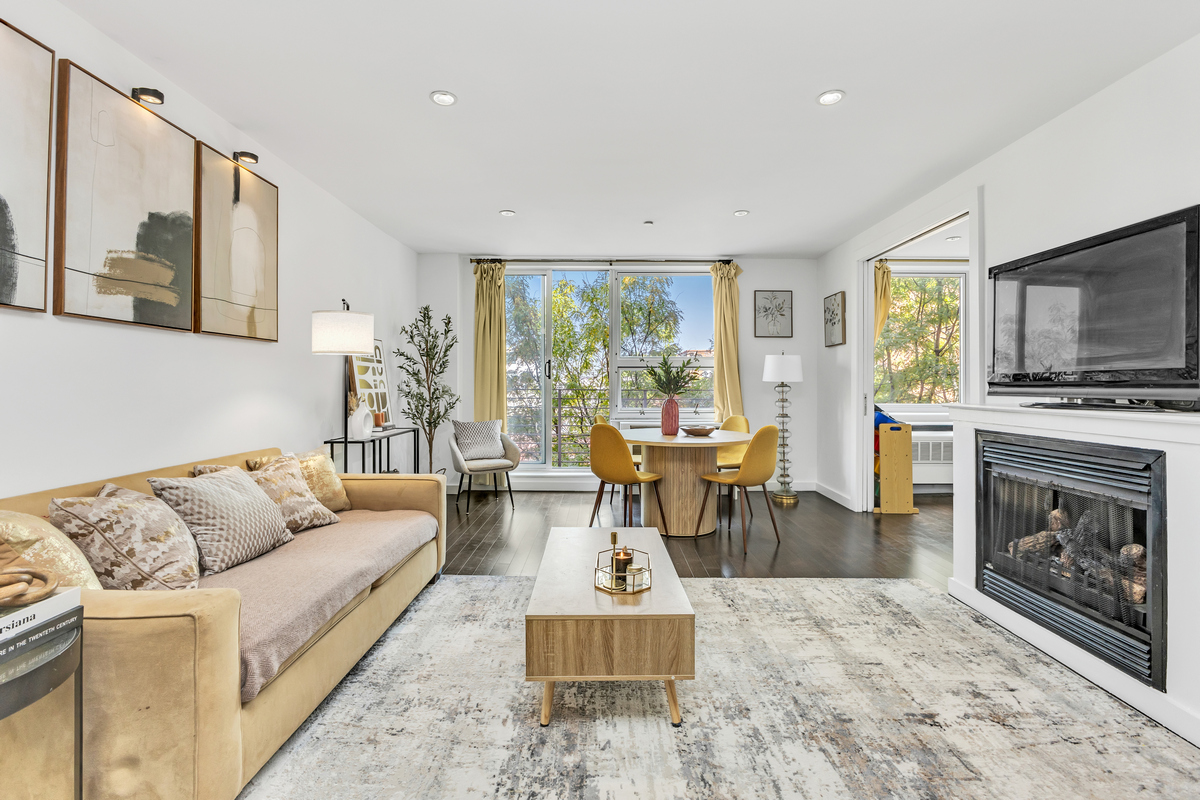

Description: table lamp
[312,300,374,466]
[762,353,803,504]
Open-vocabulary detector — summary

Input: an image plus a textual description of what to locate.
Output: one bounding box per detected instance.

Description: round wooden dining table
[621,428,754,537]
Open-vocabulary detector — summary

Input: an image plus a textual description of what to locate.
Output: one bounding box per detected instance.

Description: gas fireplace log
[1007,509,1072,557]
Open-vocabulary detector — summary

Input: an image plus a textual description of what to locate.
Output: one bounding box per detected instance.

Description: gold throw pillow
[194,455,339,534]
[0,510,103,590]
[248,447,350,512]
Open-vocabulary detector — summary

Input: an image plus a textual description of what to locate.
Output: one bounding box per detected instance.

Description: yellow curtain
[711,261,744,421]
[473,260,507,429]
[874,259,892,342]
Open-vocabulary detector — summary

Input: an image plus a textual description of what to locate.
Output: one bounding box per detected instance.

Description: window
[504,267,714,467]
[874,275,962,405]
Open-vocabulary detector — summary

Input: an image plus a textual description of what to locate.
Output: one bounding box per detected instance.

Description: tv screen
[989,207,1199,399]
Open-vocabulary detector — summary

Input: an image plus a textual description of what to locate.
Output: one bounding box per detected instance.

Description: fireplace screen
[976,431,1165,689]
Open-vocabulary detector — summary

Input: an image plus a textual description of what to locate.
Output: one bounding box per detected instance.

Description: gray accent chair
[449,432,519,513]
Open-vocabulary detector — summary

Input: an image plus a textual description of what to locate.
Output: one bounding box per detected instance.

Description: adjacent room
[2,2,1200,798]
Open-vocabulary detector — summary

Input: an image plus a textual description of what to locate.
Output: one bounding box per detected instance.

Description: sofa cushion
[194,456,339,534]
[248,448,350,513]
[149,468,292,576]
[464,457,516,472]
[199,508,438,702]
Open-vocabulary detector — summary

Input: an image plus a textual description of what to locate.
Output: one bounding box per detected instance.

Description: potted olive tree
[643,353,699,436]
[395,305,460,472]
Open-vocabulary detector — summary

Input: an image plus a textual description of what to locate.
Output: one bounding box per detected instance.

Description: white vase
[348,405,373,439]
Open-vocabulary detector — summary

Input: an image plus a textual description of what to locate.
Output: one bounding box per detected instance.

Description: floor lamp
[312,301,374,471]
[763,353,804,504]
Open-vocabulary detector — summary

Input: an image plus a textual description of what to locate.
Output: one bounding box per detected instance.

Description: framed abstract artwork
[824,290,846,347]
[194,142,278,340]
[350,339,394,427]
[754,290,792,337]
[53,61,196,330]
[0,19,54,312]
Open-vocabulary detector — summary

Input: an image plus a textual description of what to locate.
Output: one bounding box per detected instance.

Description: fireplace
[976,431,1166,689]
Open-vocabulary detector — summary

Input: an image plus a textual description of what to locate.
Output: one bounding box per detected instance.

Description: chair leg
[627,486,634,526]
[762,485,780,541]
[493,474,498,496]
[455,473,463,508]
[466,475,473,515]
[609,482,616,504]
[747,486,754,518]
[590,481,606,526]
[694,482,712,536]
[738,484,749,554]
[506,473,516,509]
[651,481,669,535]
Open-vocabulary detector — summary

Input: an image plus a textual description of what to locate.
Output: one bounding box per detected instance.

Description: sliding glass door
[505,273,548,463]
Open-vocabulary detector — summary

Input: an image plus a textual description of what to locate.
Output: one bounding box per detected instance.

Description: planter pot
[661,396,680,436]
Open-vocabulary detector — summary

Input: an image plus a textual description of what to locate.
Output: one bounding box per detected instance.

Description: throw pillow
[0,510,102,590]
[453,420,504,460]
[148,468,292,576]
[48,486,200,591]
[248,447,350,513]
[194,456,339,534]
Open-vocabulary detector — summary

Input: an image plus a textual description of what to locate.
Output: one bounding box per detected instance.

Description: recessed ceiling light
[733,210,750,217]
[499,209,516,216]
[430,90,457,106]
[946,235,962,241]
[817,89,845,106]
[643,220,654,226]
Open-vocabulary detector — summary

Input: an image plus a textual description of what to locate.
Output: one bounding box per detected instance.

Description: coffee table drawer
[526,617,694,680]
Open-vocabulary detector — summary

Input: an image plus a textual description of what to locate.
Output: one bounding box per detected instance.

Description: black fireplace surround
[976,430,1166,690]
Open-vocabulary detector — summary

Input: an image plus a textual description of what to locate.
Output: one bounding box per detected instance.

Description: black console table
[325,427,419,474]
[0,608,83,800]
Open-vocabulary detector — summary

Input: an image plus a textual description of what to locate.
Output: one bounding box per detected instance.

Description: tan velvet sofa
[0,448,446,800]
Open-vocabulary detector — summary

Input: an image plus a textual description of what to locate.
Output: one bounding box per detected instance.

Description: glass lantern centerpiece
[596,531,652,595]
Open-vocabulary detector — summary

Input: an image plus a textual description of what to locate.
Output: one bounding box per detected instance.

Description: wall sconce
[233,151,259,165]
[131,87,164,105]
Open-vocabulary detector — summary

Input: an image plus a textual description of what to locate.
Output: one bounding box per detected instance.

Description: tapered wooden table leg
[665,679,682,727]
[541,681,555,726]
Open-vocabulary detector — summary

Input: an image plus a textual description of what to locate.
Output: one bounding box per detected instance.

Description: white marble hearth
[949,403,1200,747]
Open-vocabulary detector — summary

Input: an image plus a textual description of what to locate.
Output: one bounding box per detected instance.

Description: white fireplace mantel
[947,403,1200,746]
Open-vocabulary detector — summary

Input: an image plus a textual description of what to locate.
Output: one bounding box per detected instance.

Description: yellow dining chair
[696,425,780,553]
[715,415,750,523]
[589,423,669,532]
[595,414,642,504]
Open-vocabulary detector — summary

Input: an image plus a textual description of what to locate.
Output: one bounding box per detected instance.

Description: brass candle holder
[595,532,652,595]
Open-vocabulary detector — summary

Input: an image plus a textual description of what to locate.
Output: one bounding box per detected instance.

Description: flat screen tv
[989,206,1199,401]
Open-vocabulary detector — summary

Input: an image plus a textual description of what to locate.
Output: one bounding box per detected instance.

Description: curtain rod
[470,258,731,265]
[873,212,969,261]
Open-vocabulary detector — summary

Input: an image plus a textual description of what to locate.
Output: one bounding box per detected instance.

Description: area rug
[240,577,1200,799]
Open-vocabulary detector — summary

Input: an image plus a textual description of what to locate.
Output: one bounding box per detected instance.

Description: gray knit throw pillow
[453,420,504,460]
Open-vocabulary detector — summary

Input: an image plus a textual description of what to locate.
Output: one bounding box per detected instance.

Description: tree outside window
[874,276,961,404]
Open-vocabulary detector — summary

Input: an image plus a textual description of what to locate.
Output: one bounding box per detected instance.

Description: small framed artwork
[54,61,196,330]
[350,339,393,427]
[0,20,55,312]
[754,290,792,337]
[194,141,279,341]
[824,291,846,347]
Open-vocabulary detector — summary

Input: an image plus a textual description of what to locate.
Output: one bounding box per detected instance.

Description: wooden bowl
[681,426,716,437]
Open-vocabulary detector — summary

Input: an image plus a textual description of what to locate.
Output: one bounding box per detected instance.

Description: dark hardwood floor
[443,486,954,590]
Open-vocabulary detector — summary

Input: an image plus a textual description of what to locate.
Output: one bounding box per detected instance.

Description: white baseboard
[815,482,855,510]
[446,473,816,494]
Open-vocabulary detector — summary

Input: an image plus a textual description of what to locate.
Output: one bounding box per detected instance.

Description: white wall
[0,1,417,496]
[815,30,1200,509]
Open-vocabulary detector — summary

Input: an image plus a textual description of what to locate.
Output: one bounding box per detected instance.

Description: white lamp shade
[312,310,374,355]
[763,354,804,383]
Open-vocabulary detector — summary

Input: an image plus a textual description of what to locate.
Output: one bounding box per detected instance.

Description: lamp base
[771,489,799,505]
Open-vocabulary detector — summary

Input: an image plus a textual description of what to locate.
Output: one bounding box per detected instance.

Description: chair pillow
[0,510,102,590]
[148,468,292,576]
[248,447,350,513]
[194,455,339,534]
[48,486,200,591]
[453,420,504,460]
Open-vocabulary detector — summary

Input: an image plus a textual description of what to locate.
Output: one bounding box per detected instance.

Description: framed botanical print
[824,291,846,346]
[754,290,792,337]
[0,19,54,312]
[53,60,196,330]
[350,339,393,427]
[194,142,279,340]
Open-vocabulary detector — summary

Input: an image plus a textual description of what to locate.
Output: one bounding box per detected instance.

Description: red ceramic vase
[661,396,680,436]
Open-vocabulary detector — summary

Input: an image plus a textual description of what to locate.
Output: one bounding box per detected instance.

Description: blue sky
[551,271,713,351]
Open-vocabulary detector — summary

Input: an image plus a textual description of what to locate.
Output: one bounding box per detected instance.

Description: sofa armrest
[340,473,447,569]
[80,587,243,800]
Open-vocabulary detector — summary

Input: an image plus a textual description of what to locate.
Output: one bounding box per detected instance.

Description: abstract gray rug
[240,577,1200,799]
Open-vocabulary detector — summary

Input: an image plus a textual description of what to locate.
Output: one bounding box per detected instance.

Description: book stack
[0,585,82,675]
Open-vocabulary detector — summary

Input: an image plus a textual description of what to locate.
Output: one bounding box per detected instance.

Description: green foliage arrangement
[395,305,460,472]
[873,276,961,403]
[643,353,700,399]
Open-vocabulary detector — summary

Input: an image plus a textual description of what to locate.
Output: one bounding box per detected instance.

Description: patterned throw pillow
[453,420,504,460]
[194,456,339,534]
[0,510,102,590]
[148,468,292,576]
[48,486,200,591]
[248,447,350,513]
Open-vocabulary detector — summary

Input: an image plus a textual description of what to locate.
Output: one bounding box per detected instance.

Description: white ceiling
[61,1,1200,258]
[885,217,969,260]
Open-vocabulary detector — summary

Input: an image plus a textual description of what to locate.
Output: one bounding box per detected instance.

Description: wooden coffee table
[525,527,695,726]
